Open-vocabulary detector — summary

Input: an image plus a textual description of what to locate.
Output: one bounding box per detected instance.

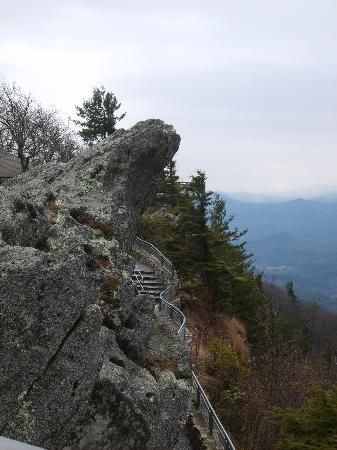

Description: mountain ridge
[223,187,337,204]
[221,194,337,311]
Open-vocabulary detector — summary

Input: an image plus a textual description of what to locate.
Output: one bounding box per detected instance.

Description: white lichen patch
[122,270,132,282]
[8,391,35,441]
[93,236,120,252]
[79,163,105,192]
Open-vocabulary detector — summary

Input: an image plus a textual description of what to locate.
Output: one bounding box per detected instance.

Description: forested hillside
[140,164,337,450]
[222,195,337,311]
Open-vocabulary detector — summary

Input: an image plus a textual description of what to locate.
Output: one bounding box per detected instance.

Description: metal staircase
[133,237,235,450]
[132,262,165,303]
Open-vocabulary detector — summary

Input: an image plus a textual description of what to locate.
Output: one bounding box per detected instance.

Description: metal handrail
[160,283,186,338]
[135,237,175,277]
[134,237,236,450]
[135,237,186,337]
[133,269,145,293]
[192,373,236,450]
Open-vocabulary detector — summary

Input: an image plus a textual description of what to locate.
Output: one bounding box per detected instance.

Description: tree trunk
[17,145,29,172]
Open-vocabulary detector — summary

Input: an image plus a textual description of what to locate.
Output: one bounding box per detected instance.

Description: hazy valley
[223,194,337,311]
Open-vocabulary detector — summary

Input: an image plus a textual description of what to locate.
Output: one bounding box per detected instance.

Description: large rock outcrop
[0,120,192,449]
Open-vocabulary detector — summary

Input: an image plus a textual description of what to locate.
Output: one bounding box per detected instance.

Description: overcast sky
[1,0,336,193]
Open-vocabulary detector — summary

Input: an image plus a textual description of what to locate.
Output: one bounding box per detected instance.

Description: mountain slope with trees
[140,164,337,450]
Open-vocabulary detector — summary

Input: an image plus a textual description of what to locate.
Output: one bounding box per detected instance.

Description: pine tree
[140,167,264,323]
[158,160,182,208]
[189,170,213,270]
[207,193,263,321]
[75,86,125,143]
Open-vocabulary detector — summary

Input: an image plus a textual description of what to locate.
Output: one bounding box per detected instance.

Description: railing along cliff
[134,237,236,450]
[134,238,176,277]
[134,238,186,337]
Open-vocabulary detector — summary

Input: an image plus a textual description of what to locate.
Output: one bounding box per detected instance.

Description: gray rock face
[0,120,192,449]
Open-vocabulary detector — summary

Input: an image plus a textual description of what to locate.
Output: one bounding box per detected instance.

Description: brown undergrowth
[47,199,60,224]
[182,291,249,392]
[78,219,115,240]
[96,255,113,269]
[101,275,119,307]
[145,355,182,380]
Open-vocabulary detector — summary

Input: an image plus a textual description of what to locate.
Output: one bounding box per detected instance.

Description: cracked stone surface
[0,120,193,449]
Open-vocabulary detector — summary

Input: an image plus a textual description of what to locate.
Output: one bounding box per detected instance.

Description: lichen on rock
[0,120,192,449]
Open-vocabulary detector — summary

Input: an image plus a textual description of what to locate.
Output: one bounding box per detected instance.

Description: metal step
[133,261,166,301]
[141,275,159,281]
[142,285,163,290]
[142,282,164,288]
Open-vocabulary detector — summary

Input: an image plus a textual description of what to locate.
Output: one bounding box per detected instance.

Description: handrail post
[209,409,214,434]
[196,385,201,408]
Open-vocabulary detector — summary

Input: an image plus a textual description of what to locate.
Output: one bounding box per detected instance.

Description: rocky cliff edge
[0,120,192,449]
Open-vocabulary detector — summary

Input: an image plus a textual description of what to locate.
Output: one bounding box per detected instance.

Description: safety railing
[192,373,236,450]
[135,237,186,337]
[133,268,145,293]
[160,283,186,338]
[134,237,236,450]
[134,237,176,277]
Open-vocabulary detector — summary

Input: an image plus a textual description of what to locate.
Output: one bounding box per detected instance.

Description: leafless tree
[0,79,80,171]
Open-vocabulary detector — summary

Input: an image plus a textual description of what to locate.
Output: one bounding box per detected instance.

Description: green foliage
[158,160,182,207]
[207,192,264,324]
[140,166,264,326]
[209,337,246,388]
[208,337,250,438]
[75,86,125,143]
[140,212,177,252]
[271,387,337,450]
[140,163,337,450]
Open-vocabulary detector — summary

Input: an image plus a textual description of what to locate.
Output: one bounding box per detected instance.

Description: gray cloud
[1,0,336,193]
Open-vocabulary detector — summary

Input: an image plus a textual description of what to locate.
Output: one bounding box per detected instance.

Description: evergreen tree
[158,160,182,207]
[140,168,264,323]
[167,183,200,274]
[207,193,263,321]
[75,86,125,143]
[189,170,213,270]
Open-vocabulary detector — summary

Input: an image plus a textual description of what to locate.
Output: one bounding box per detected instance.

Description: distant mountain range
[226,185,337,203]
[221,194,337,311]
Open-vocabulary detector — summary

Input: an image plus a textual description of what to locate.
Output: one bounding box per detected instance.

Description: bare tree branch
[0,79,81,171]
